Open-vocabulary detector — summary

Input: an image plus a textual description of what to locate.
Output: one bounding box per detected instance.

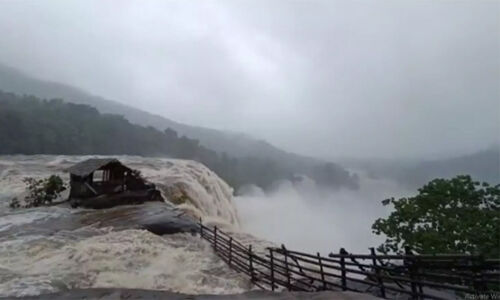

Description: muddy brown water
[1,202,198,239]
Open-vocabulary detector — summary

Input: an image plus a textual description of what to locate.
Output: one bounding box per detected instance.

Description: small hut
[67,158,162,208]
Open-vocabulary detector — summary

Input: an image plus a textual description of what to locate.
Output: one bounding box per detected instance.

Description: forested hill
[0,91,359,191]
[0,64,318,164]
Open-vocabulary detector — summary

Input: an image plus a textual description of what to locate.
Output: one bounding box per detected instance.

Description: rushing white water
[0,155,250,297]
[235,173,414,255]
[0,155,239,226]
[0,229,251,297]
[129,158,239,227]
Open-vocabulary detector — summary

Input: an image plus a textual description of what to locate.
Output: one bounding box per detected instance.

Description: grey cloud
[0,0,498,159]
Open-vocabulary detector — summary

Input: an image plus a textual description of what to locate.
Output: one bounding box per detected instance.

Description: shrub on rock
[10,175,67,208]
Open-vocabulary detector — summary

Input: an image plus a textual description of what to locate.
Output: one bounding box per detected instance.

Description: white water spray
[0,155,247,297]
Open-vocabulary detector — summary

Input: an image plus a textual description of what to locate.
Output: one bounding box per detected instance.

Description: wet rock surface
[11,288,381,299]
[2,202,199,238]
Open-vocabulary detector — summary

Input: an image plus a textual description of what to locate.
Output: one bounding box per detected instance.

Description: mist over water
[235,172,415,255]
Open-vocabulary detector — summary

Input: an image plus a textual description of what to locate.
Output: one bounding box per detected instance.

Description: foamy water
[0,155,253,297]
[0,155,239,226]
[125,157,239,227]
[0,229,251,297]
[0,210,63,232]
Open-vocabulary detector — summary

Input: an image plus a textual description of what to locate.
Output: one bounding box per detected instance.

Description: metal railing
[198,221,500,299]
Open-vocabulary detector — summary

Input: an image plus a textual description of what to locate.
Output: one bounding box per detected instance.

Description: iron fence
[198,222,500,299]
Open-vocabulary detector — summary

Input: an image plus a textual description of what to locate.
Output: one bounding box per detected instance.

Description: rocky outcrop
[2,202,198,238]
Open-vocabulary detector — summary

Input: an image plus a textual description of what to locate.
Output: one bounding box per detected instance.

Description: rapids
[0,155,239,226]
[0,155,254,297]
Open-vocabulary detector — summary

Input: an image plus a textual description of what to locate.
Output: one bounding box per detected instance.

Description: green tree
[10,175,67,208]
[372,175,500,257]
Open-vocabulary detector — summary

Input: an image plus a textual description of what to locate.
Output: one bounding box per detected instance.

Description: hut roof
[67,158,130,177]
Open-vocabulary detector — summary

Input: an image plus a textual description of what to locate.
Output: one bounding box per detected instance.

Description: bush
[372,175,500,257]
[10,175,67,208]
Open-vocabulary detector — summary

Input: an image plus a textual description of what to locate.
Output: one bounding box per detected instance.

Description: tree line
[0,91,358,191]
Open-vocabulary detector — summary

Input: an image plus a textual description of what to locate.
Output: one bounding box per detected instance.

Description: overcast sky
[0,0,498,160]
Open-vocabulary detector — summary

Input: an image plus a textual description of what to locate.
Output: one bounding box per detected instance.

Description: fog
[235,173,414,255]
[0,0,498,160]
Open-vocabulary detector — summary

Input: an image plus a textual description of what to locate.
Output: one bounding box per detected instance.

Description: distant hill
[343,147,500,188]
[406,147,500,186]
[0,64,316,166]
[0,91,359,190]
[0,65,359,190]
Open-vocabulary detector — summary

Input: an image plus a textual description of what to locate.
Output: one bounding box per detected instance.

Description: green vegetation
[372,175,500,257]
[10,175,66,208]
[0,91,358,190]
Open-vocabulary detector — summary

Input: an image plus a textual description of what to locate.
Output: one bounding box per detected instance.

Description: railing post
[269,248,275,291]
[340,248,347,291]
[282,244,291,291]
[199,217,203,237]
[473,254,487,293]
[249,245,255,282]
[317,252,326,291]
[417,258,423,298]
[229,237,233,266]
[370,247,386,298]
[213,226,218,250]
[405,246,418,300]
